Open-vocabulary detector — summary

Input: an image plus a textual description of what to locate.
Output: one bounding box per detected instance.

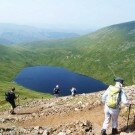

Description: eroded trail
[18,105,104,128]
[17,105,128,134]
[0,89,135,134]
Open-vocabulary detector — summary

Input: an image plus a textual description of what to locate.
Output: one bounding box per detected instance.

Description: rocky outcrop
[0,85,135,135]
[0,121,94,135]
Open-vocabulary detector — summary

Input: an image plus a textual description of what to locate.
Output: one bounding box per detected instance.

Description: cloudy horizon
[0,0,135,33]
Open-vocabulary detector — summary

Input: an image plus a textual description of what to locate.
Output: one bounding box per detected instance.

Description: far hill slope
[0,45,28,81]
[18,21,135,84]
[0,23,79,45]
[0,21,135,85]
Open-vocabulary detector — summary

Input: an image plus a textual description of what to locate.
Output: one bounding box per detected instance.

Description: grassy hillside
[0,45,52,109]
[0,81,52,110]
[18,21,135,84]
[0,45,29,81]
[0,21,135,86]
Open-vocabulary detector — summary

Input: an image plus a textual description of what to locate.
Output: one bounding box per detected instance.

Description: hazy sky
[0,0,135,32]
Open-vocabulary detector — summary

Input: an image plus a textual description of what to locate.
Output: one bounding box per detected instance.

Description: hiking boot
[11,112,16,115]
[101,129,107,135]
[10,110,16,115]
[112,128,118,135]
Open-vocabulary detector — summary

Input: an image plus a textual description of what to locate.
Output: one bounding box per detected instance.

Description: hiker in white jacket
[101,77,130,135]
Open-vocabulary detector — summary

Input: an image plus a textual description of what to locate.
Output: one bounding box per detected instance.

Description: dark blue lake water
[14,66,108,96]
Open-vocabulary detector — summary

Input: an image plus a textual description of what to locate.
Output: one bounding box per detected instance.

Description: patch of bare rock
[0,85,135,134]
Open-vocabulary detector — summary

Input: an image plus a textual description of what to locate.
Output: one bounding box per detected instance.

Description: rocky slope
[0,86,135,135]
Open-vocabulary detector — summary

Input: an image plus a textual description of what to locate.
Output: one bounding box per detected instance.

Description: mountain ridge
[0,23,79,45]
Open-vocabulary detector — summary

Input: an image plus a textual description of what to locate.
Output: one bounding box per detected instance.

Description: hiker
[53,85,60,97]
[5,87,17,114]
[101,77,132,135]
[70,87,77,96]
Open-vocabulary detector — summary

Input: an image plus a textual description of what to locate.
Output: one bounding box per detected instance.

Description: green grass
[0,21,135,87]
[0,81,53,111]
[16,21,135,85]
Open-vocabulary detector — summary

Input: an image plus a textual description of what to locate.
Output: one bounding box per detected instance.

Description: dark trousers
[9,100,16,109]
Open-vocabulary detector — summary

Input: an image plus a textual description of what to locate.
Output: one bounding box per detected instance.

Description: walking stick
[17,94,20,106]
[126,104,131,129]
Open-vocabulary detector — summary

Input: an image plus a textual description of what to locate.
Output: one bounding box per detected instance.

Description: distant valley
[0,23,79,45]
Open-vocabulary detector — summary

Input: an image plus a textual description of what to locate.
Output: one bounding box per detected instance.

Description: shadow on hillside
[108,123,135,135]
[120,122,135,133]
[107,116,135,135]
[16,112,32,115]
[107,130,121,135]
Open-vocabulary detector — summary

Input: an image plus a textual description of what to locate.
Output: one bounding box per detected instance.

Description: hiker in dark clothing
[53,85,60,97]
[5,87,17,114]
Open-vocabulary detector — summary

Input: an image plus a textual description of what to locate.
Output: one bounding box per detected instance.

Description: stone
[78,101,83,105]
[84,127,91,132]
[0,118,5,123]
[75,108,80,111]
[66,129,72,134]
[34,126,39,131]
[58,132,66,135]
[43,129,49,135]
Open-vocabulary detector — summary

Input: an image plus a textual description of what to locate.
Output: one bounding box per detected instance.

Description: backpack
[5,91,15,101]
[5,92,10,101]
[106,86,121,109]
[53,88,60,94]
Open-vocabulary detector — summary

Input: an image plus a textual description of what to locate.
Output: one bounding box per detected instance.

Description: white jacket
[102,82,129,108]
